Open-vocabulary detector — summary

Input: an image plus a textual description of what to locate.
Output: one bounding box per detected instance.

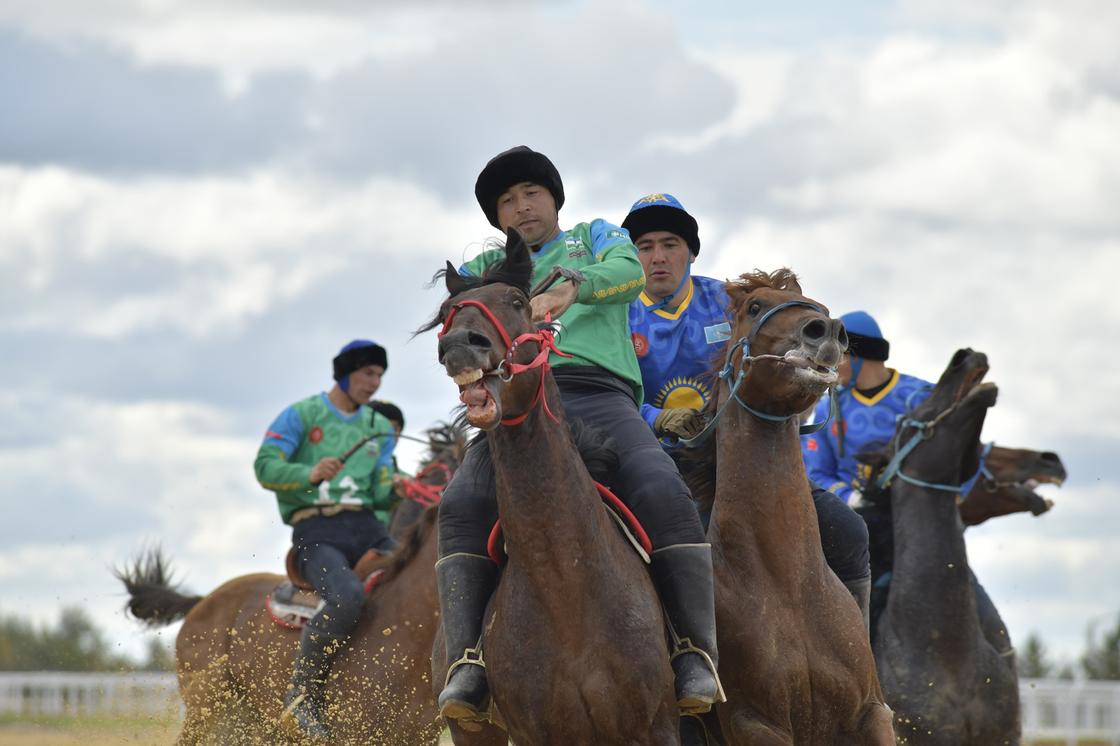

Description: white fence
[0,671,179,718]
[1021,678,1120,745]
[0,672,1118,740]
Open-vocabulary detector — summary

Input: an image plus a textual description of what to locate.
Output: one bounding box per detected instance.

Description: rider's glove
[653,408,706,440]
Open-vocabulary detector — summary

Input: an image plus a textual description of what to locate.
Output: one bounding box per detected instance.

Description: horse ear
[505,228,530,262]
[444,261,467,296]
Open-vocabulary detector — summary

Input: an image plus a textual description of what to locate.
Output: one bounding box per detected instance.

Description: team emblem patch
[632,332,649,358]
[309,426,323,443]
[704,322,731,345]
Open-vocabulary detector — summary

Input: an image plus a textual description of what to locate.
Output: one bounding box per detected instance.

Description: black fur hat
[475,146,565,229]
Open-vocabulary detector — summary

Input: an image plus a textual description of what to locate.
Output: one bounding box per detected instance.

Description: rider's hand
[653,408,705,440]
[848,489,865,509]
[531,281,579,323]
[309,457,344,485]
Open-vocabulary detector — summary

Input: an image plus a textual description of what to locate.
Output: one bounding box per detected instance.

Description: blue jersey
[802,371,932,503]
[628,275,731,434]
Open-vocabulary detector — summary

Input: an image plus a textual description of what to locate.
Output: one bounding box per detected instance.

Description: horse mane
[414,231,534,335]
[371,507,438,583]
[725,268,803,303]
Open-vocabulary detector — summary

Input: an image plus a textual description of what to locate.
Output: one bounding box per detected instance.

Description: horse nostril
[1041,452,1060,464]
[802,319,827,341]
[467,331,492,349]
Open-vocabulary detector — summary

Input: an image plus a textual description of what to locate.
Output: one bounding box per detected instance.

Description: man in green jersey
[434,147,721,725]
[255,339,398,740]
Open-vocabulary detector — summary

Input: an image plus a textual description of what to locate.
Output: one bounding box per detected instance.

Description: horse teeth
[453,369,483,386]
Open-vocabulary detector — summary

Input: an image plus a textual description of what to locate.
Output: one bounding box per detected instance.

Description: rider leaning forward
[623,193,875,630]
[254,339,399,739]
[435,146,724,724]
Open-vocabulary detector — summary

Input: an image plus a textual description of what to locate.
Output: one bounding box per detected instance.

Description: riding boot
[650,543,725,714]
[436,553,498,722]
[843,575,872,636]
[280,624,346,742]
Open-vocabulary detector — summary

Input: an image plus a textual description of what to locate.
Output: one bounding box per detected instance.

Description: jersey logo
[568,249,589,259]
[806,438,818,452]
[704,322,731,345]
[631,332,649,358]
[309,426,323,444]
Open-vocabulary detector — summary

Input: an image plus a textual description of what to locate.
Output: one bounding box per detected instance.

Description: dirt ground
[0,720,457,745]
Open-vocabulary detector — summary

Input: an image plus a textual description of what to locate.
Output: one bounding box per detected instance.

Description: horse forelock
[725,268,803,307]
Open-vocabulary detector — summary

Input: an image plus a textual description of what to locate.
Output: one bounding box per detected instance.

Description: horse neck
[711,404,821,571]
[488,376,606,572]
[887,476,980,654]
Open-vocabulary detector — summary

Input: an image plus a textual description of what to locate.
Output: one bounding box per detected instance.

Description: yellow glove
[653,408,705,440]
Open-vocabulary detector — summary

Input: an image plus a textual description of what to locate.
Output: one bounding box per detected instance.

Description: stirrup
[280,690,329,741]
[443,645,486,688]
[670,638,727,713]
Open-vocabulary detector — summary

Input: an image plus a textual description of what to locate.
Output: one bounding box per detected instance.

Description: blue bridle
[876,401,994,494]
[681,299,839,447]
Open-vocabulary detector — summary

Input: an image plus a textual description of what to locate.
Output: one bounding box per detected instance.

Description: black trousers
[291,511,397,636]
[438,374,706,558]
[811,484,872,583]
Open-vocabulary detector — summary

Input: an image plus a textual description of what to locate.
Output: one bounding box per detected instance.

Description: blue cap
[621,193,700,255]
[839,311,889,361]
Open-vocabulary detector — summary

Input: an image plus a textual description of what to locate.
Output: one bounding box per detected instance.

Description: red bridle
[396,461,452,508]
[438,298,570,426]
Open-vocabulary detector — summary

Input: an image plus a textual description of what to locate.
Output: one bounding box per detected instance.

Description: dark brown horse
[427,234,678,744]
[697,269,893,744]
[957,444,1064,526]
[870,348,1020,745]
[115,425,469,746]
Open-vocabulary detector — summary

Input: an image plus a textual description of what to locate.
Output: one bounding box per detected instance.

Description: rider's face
[635,231,694,300]
[496,182,560,249]
[347,365,384,403]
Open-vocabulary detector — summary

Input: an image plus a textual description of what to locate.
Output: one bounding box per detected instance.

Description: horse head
[426,229,551,430]
[957,445,1065,525]
[891,348,998,492]
[723,268,846,420]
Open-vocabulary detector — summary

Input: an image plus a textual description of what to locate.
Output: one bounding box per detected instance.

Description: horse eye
[748,302,762,316]
[512,297,525,310]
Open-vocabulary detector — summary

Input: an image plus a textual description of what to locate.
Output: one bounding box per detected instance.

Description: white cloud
[0,165,485,338]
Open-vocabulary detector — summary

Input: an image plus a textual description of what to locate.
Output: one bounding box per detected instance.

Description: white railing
[1021,677,1120,745]
[0,671,179,718]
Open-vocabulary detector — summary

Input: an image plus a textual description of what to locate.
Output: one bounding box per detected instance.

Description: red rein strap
[438,299,570,427]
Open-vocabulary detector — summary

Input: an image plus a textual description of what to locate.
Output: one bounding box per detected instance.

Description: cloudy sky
[1,0,1116,666]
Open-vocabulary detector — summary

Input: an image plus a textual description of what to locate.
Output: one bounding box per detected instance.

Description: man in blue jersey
[802,312,932,506]
[624,194,874,629]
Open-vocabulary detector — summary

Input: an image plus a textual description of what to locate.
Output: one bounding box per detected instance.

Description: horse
[956,444,1064,526]
[423,231,679,745]
[115,423,469,746]
[388,423,464,539]
[699,268,894,744]
[867,348,1021,745]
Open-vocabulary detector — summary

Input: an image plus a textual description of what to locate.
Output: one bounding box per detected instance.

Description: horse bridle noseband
[681,299,838,447]
[438,297,570,426]
[875,396,991,494]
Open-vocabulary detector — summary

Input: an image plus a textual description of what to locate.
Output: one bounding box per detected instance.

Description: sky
[1,0,1116,667]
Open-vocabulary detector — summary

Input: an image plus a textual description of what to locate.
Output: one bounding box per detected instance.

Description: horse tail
[114,547,203,627]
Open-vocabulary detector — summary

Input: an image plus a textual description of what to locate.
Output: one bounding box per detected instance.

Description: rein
[438,298,571,426]
[682,299,838,447]
[396,461,452,508]
[875,398,988,493]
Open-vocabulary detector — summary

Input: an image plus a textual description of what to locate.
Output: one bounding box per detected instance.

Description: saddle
[265,547,387,630]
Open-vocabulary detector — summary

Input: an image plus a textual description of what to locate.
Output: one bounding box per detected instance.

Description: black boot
[651,543,725,714]
[280,625,345,742]
[843,575,871,636]
[436,553,498,723]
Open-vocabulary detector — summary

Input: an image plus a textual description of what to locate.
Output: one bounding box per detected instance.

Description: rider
[369,399,409,524]
[623,193,874,629]
[436,146,722,723]
[254,339,399,740]
[802,311,932,507]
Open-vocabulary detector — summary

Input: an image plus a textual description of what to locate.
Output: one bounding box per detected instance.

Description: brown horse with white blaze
[706,269,893,745]
[426,233,679,745]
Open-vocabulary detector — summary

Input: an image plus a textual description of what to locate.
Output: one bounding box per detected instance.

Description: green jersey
[461,219,646,403]
[255,392,397,524]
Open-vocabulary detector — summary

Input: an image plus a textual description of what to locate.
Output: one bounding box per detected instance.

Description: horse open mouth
[453,368,502,428]
[781,352,839,385]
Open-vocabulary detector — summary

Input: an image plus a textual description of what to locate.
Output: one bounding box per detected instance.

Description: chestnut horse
[956,444,1064,526]
[425,233,678,744]
[701,269,893,744]
[116,424,469,746]
[869,348,1020,745]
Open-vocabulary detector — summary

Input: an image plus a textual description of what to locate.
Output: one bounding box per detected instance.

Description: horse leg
[846,702,896,746]
[175,665,238,745]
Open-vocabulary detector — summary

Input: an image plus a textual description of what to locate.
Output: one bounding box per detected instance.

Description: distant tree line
[0,606,173,672]
[2,605,1118,679]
